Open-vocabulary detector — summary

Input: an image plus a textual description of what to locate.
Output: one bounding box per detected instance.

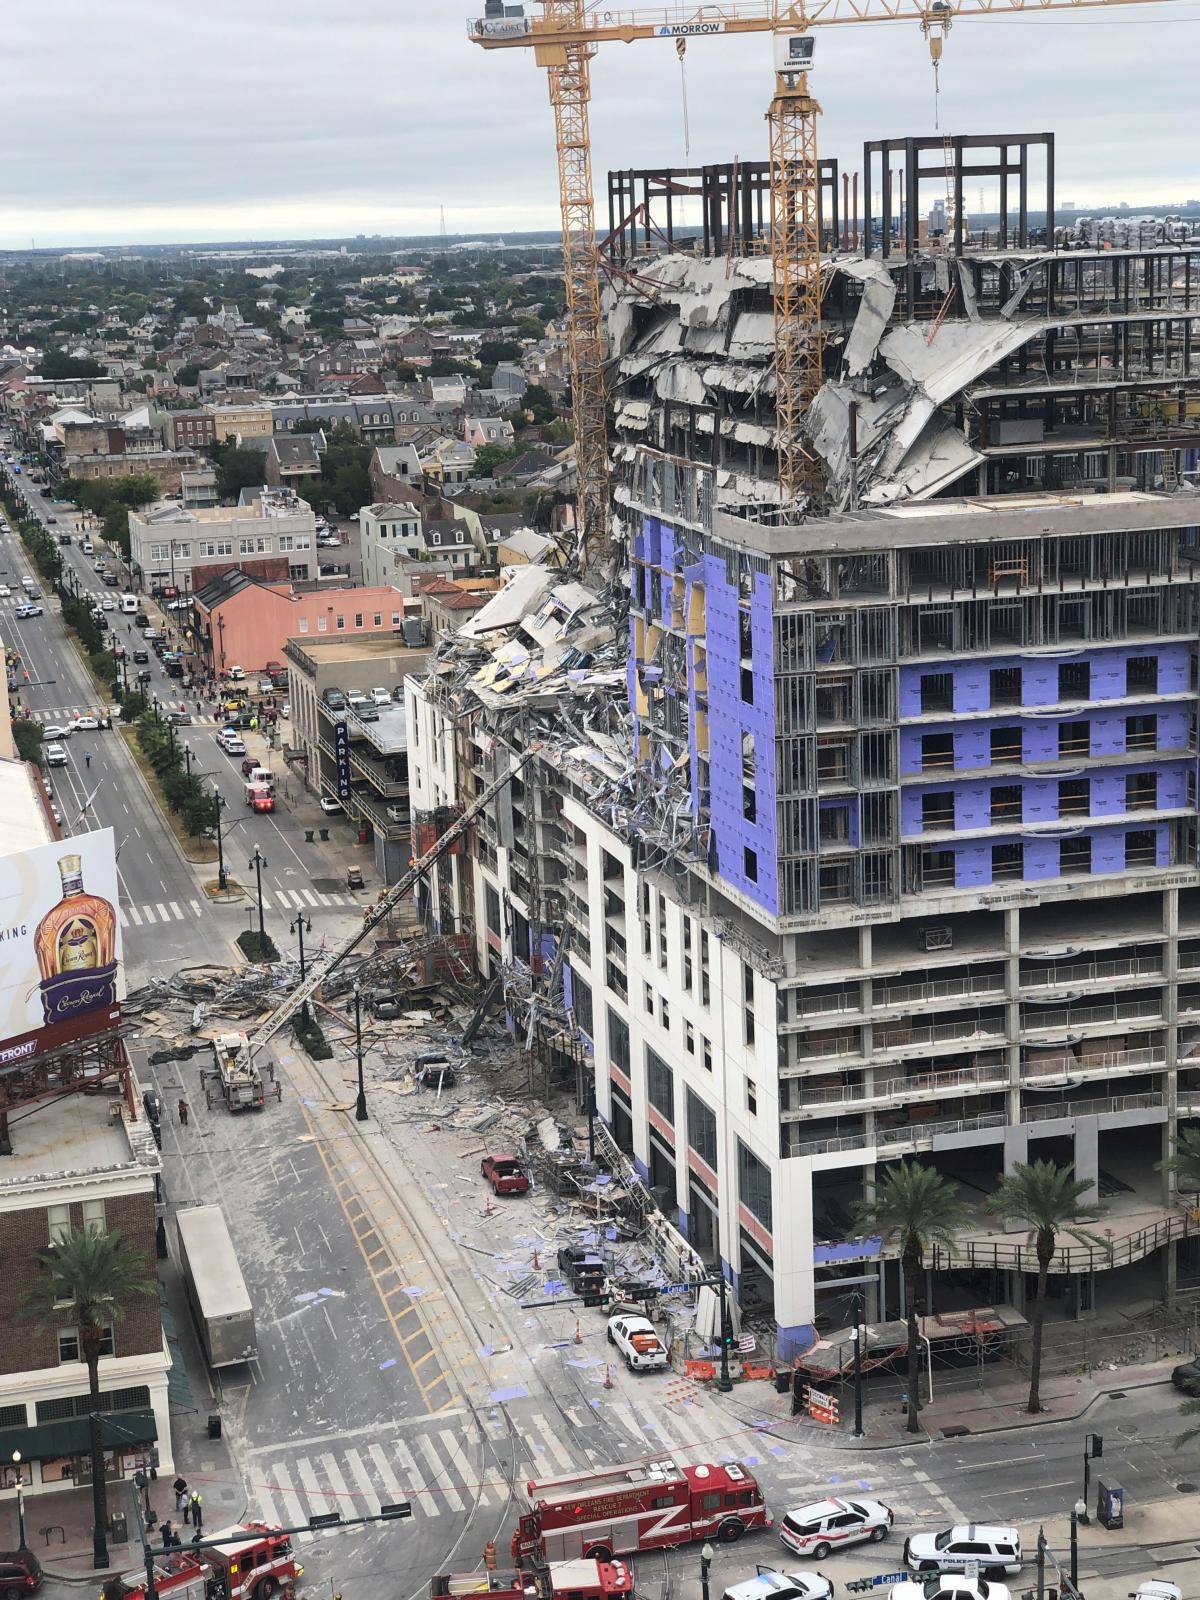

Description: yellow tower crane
[470,0,1176,550]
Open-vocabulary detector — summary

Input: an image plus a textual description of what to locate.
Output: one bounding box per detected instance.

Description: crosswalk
[120,886,359,927]
[246,1393,965,1544]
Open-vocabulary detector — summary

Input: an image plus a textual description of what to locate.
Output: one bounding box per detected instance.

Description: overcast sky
[5,0,1197,249]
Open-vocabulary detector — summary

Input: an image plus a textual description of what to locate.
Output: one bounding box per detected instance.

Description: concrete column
[1003,1123,1029,1173]
[1074,1116,1100,1190]
[775,1155,817,1356]
[1163,1238,1179,1306]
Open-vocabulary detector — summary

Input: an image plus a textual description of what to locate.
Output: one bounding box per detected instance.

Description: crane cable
[676,36,691,160]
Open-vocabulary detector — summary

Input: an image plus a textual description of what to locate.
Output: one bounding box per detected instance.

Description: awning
[0,1409,157,1461]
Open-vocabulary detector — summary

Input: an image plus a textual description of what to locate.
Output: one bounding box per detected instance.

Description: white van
[120,594,138,613]
[81,539,94,554]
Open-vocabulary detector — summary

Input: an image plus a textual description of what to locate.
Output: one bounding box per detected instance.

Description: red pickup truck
[481,1154,530,1196]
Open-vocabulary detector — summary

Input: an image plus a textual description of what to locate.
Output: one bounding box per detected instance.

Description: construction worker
[178,1096,189,1127]
[189,1491,203,1531]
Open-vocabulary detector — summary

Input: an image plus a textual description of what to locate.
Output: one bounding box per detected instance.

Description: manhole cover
[311,878,341,891]
[941,1426,970,1438]
[1109,1390,1127,1399]
[1179,1483,1198,1494]
[1117,1423,1140,1436]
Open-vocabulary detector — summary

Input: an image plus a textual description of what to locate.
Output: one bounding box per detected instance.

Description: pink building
[189,572,420,675]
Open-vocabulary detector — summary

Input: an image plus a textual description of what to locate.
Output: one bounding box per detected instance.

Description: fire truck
[203,1032,277,1112]
[511,1459,770,1564]
[432,1561,632,1600]
[105,1523,301,1600]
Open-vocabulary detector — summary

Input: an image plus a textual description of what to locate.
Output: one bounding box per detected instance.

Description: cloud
[4,0,1197,247]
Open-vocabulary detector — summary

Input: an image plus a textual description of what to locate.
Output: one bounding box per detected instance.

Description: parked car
[220,735,247,757]
[132,649,149,664]
[481,1154,530,1196]
[905,1528,1022,1579]
[134,612,149,627]
[226,665,247,680]
[319,795,343,814]
[44,743,68,767]
[607,1313,669,1372]
[73,716,101,731]
[889,1581,1007,1600]
[722,1572,833,1600]
[781,1499,894,1561]
[41,724,71,740]
[241,756,259,777]
[0,1548,44,1597]
[1172,1359,1200,1395]
[163,710,192,726]
[100,597,116,610]
[370,687,391,705]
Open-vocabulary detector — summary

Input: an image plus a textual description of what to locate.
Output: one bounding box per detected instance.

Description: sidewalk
[709,1353,1180,1448]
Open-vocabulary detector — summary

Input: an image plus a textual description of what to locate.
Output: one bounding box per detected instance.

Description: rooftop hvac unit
[922,925,953,952]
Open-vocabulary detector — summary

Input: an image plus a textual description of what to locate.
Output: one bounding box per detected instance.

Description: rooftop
[0,756,53,854]
[287,633,429,667]
[0,1093,154,1193]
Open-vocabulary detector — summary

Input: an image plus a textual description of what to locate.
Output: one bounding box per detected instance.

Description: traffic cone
[532,1247,539,1270]
[574,1319,582,1346]
[483,1194,495,1218]
[603,1364,613,1390]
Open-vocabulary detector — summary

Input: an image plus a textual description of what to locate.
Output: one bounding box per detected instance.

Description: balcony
[787,1111,1007,1157]
[1022,996,1164,1032]
[1021,954,1164,990]
[1021,1044,1167,1081]
[1022,1090,1165,1122]
[874,1014,1006,1055]
[873,972,1005,1011]
[787,1061,1009,1114]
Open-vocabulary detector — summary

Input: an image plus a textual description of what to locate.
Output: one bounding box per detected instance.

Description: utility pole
[214,790,227,891]
[1036,1526,1046,1600]
[716,1271,733,1393]
[292,914,312,1027]
[354,988,368,1121]
[249,846,267,940]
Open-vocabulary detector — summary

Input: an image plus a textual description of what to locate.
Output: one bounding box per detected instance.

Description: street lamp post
[11,1451,26,1549]
[700,1542,714,1600]
[1070,1500,1086,1589]
[1081,1433,1102,1522]
[183,745,193,778]
[248,846,267,940]
[716,1271,733,1393]
[354,988,368,1121]
[292,914,312,1027]
[852,1312,866,1438]
[214,790,227,891]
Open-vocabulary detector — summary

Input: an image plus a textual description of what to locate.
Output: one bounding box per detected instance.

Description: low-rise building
[212,402,273,444]
[154,408,216,452]
[180,467,218,510]
[368,444,423,506]
[264,432,325,488]
[359,503,425,587]
[65,449,198,494]
[284,635,432,880]
[128,486,318,593]
[464,416,515,450]
[190,572,412,676]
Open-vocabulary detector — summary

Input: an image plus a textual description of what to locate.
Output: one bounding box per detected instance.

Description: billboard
[0,826,123,1064]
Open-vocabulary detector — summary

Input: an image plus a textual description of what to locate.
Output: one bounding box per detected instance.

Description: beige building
[128,487,318,592]
[212,402,273,444]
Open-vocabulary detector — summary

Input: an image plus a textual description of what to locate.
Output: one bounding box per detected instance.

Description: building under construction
[408,130,1200,1357]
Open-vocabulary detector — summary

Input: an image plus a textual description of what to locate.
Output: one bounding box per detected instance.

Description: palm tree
[1174,1397,1200,1450]
[990,1160,1102,1416]
[23,1225,157,1569]
[851,1162,969,1433]
[1157,1126,1200,1195]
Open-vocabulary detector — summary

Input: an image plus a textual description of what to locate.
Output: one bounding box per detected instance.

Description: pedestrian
[178,1096,189,1127]
[160,1520,174,1547]
[173,1475,188,1514]
[85,750,91,769]
[189,1491,203,1531]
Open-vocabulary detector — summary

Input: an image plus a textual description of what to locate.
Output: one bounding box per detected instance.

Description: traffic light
[1092,1434,1103,1457]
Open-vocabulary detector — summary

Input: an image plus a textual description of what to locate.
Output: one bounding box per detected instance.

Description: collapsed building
[406,132,1200,1358]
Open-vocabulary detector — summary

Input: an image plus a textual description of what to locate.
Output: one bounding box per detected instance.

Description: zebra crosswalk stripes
[119,888,358,928]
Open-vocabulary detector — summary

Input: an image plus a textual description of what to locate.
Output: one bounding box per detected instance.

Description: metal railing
[875,1016,1005,1050]
[793,1062,1009,1111]
[875,973,1005,1008]
[1022,1045,1167,1077]
[1022,997,1163,1029]
[1022,1090,1165,1121]
[925,1208,1196,1275]
[877,1112,1008,1147]
[1022,954,1164,988]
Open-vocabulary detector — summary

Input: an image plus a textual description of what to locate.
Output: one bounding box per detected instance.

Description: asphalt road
[0,468,374,982]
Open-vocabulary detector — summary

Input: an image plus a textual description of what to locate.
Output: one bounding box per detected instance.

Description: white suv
[905,1527,1023,1578]
[780,1498,893,1560]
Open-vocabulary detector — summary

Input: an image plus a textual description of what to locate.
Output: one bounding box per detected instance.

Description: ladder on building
[1161,449,1180,491]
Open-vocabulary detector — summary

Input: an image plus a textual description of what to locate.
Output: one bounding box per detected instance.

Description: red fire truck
[106,1523,302,1600]
[433,1560,633,1600]
[511,1459,770,1564]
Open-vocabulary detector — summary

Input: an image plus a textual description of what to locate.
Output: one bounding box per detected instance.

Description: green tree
[474,442,520,479]
[330,463,371,517]
[515,315,544,340]
[22,1225,157,1568]
[523,382,557,424]
[13,719,43,764]
[1158,1126,1200,1194]
[852,1163,969,1433]
[40,349,105,379]
[295,474,336,515]
[213,442,267,501]
[990,1161,1102,1414]
[174,363,202,388]
[478,339,522,366]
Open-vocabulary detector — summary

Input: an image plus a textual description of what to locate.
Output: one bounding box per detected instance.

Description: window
[354,613,364,628]
[1059,720,1090,758]
[743,960,756,1047]
[659,996,670,1032]
[700,929,710,1006]
[1126,714,1158,751]
[682,918,693,993]
[1059,661,1089,701]
[644,982,654,1015]
[317,615,327,631]
[992,842,1024,881]
[571,971,593,1036]
[1127,656,1159,694]
[608,1007,630,1073]
[430,532,442,546]
[737,1141,772,1230]
[743,847,758,882]
[82,1199,105,1233]
[990,785,1022,824]
[920,672,954,713]
[1058,778,1090,817]
[57,1328,80,1363]
[702,1035,712,1073]
[646,1047,674,1121]
[373,613,382,627]
[991,726,1022,764]
[990,666,1022,707]
[745,1078,757,1116]
[1126,828,1158,867]
[922,793,954,832]
[685,1021,695,1055]
[48,1203,71,1244]
[1126,771,1158,811]
[298,617,310,633]
[686,1089,718,1169]
[1060,836,1092,874]
[921,733,954,770]
[278,535,294,552]
[335,615,345,630]
[392,612,401,627]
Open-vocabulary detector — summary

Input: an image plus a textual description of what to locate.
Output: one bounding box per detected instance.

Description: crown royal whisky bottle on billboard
[34,853,118,1027]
